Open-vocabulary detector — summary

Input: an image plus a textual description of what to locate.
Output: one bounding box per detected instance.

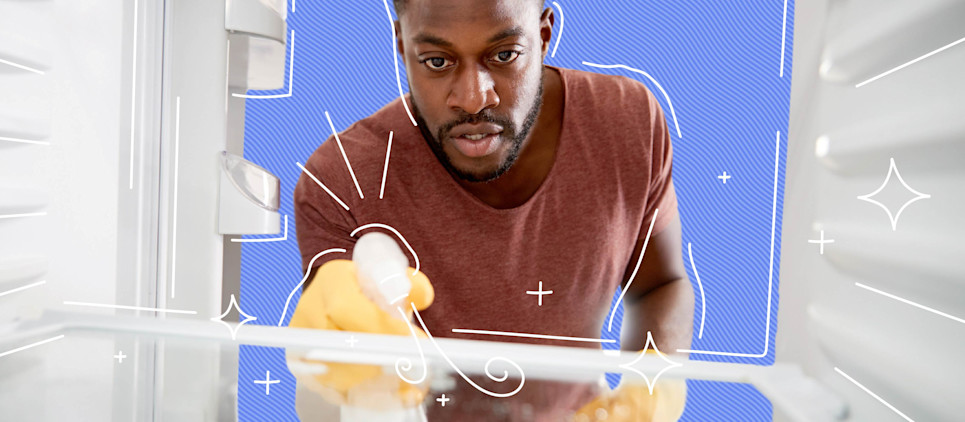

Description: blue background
[237,0,793,420]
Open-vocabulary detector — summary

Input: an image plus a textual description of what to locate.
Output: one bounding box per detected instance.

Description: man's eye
[493,51,520,63]
[421,57,451,70]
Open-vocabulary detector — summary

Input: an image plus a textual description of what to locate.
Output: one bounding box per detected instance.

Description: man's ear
[394,20,405,57]
[539,8,555,60]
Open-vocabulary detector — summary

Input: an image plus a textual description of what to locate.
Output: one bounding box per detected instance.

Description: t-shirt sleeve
[293,147,358,276]
[642,89,678,236]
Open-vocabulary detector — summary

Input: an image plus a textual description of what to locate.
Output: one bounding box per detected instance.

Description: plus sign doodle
[253,371,280,395]
[717,171,732,184]
[526,281,553,307]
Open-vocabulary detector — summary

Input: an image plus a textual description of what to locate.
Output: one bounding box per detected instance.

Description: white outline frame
[676,131,782,358]
[581,61,683,138]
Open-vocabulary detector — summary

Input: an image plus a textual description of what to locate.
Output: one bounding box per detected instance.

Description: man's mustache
[438,112,513,139]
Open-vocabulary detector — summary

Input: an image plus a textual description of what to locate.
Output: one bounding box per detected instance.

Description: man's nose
[447,65,499,115]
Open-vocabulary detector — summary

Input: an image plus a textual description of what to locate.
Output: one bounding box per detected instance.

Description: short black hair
[393,0,544,16]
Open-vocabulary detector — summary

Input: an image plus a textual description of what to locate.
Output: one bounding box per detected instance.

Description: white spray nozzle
[353,232,412,315]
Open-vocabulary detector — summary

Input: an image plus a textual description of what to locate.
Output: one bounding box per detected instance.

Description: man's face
[398,0,548,182]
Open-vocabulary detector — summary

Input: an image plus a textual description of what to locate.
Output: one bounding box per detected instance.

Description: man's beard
[414,79,544,183]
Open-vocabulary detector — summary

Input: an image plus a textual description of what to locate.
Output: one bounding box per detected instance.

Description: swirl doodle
[397,302,525,398]
[394,305,430,385]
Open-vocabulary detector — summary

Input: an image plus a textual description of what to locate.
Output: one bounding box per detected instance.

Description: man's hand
[286,259,434,409]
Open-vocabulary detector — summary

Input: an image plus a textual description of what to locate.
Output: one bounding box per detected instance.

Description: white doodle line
[834,367,914,421]
[276,248,348,326]
[0,58,45,75]
[780,0,788,77]
[211,293,257,340]
[451,329,617,344]
[325,111,365,199]
[388,288,410,304]
[607,209,659,333]
[231,215,289,243]
[379,273,406,286]
[350,223,420,276]
[855,282,964,325]
[856,157,931,231]
[171,96,181,299]
[129,0,139,190]
[0,212,47,220]
[296,162,351,211]
[0,136,50,146]
[687,243,707,339]
[619,331,683,395]
[550,2,565,58]
[232,30,296,99]
[380,0,418,126]
[856,35,965,88]
[410,303,525,397]
[63,301,197,315]
[581,62,682,138]
[676,131,781,358]
[0,280,46,299]
[380,131,394,199]
[291,0,296,13]
[388,292,409,306]
[395,304,430,384]
[0,335,65,360]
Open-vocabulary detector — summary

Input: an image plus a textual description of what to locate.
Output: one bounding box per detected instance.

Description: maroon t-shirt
[294,65,677,417]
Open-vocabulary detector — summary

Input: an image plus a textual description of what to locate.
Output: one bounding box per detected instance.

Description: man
[290,0,694,419]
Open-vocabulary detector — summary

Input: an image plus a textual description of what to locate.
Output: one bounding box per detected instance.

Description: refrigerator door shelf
[225,0,287,43]
[218,151,281,235]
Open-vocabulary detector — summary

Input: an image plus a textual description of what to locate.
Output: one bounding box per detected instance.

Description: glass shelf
[0,310,786,421]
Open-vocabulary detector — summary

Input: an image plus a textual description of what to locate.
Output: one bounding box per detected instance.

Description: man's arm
[293,150,359,292]
[620,213,694,354]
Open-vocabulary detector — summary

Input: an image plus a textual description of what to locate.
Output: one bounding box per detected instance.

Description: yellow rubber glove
[573,353,687,422]
[287,259,435,410]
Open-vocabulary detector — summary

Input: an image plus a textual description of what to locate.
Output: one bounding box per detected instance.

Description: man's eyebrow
[487,27,525,43]
[413,33,453,48]
[412,27,525,48]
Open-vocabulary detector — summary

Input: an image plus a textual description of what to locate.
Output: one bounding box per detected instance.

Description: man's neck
[454,66,564,209]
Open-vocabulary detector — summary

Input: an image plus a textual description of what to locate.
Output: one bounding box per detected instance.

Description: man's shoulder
[558,66,659,109]
[300,97,420,199]
[329,97,410,148]
[556,66,670,167]
[310,97,414,161]
[555,66,665,144]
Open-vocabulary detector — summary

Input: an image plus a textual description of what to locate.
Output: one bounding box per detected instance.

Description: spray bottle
[340,232,427,422]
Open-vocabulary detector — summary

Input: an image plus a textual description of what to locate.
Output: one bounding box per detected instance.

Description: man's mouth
[446,122,506,158]
[450,132,502,158]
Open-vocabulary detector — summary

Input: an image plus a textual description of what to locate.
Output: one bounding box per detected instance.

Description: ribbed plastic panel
[780,0,965,421]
